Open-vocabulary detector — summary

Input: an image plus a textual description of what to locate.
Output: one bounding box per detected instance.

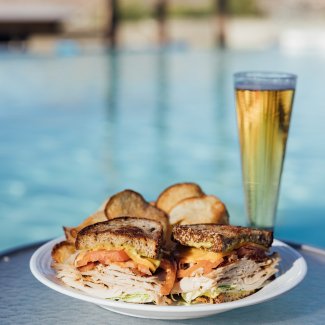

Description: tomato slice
[159,259,177,295]
[78,262,97,272]
[76,250,154,276]
[177,258,223,278]
[75,249,130,268]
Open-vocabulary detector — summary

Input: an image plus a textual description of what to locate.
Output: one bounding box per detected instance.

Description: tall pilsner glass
[234,72,297,230]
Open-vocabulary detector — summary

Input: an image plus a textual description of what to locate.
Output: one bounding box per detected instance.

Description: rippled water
[1,49,325,251]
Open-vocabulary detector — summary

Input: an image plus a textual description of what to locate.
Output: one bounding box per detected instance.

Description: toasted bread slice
[169,195,229,226]
[63,211,107,244]
[52,241,76,263]
[193,290,257,304]
[104,190,169,241]
[172,224,273,253]
[156,183,204,213]
[76,217,163,259]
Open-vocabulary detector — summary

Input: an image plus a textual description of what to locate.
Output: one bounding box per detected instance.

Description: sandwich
[171,224,280,304]
[52,217,176,305]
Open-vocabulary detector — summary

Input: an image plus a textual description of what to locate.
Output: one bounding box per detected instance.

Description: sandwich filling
[53,247,176,305]
[75,247,160,275]
[172,243,280,303]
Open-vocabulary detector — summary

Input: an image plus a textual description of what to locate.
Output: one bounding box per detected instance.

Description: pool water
[1,49,325,251]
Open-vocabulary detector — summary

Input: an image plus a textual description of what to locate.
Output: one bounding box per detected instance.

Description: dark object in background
[155,0,168,45]
[106,0,120,48]
[0,20,60,48]
[215,0,228,48]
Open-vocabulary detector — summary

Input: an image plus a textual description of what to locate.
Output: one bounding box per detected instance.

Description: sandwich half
[171,224,280,304]
[52,217,176,305]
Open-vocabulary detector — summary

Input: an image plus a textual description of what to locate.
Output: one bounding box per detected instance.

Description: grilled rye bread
[172,224,273,253]
[194,290,257,304]
[76,217,163,259]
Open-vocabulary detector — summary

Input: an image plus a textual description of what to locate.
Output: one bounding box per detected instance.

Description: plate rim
[30,236,307,313]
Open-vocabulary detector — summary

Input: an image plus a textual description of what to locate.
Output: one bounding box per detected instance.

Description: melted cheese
[125,248,160,272]
[177,247,223,263]
[176,242,267,263]
[186,241,213,249]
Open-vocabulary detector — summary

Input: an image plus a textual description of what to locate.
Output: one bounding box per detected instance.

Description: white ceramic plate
[30,237,307,320]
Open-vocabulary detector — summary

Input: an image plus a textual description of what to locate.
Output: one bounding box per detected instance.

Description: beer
[235,78,295,229]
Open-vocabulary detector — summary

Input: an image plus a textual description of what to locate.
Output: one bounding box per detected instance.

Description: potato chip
[169,195,229,226]
[156,182,204,213]
[104,189,169,241]
[51,241,76,263]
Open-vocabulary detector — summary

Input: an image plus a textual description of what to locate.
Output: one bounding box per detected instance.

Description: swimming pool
[1,49,325,251]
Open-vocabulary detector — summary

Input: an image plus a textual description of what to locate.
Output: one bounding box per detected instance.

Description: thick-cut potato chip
[169,195,229,226]
[64,211,107,244]
[51,241,76,263]
[156,183,204,213]
[63,226,76,244]
[104,189,169,241]
[105,190,147,218]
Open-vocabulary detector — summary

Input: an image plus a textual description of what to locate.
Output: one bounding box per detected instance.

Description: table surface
[1,241,325,325]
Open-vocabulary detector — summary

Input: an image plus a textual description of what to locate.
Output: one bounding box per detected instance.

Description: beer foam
[234,72,296,91]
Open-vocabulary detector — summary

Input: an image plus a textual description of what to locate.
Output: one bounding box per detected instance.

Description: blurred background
[1,0,325,251]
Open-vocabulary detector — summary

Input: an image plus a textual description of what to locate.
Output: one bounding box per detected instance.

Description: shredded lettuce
[181,285,237,303]
[218,284,236,291]
[181,290,206,303]
[107,293,153,303]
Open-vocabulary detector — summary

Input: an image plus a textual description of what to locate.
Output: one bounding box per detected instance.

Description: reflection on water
[154,50,169,183]
[211,50,234,193]
[0,50,325,250]
[107,51,119,123]
[104,51,120,187]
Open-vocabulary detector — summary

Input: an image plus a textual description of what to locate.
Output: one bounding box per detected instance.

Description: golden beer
[235,72,296,229]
